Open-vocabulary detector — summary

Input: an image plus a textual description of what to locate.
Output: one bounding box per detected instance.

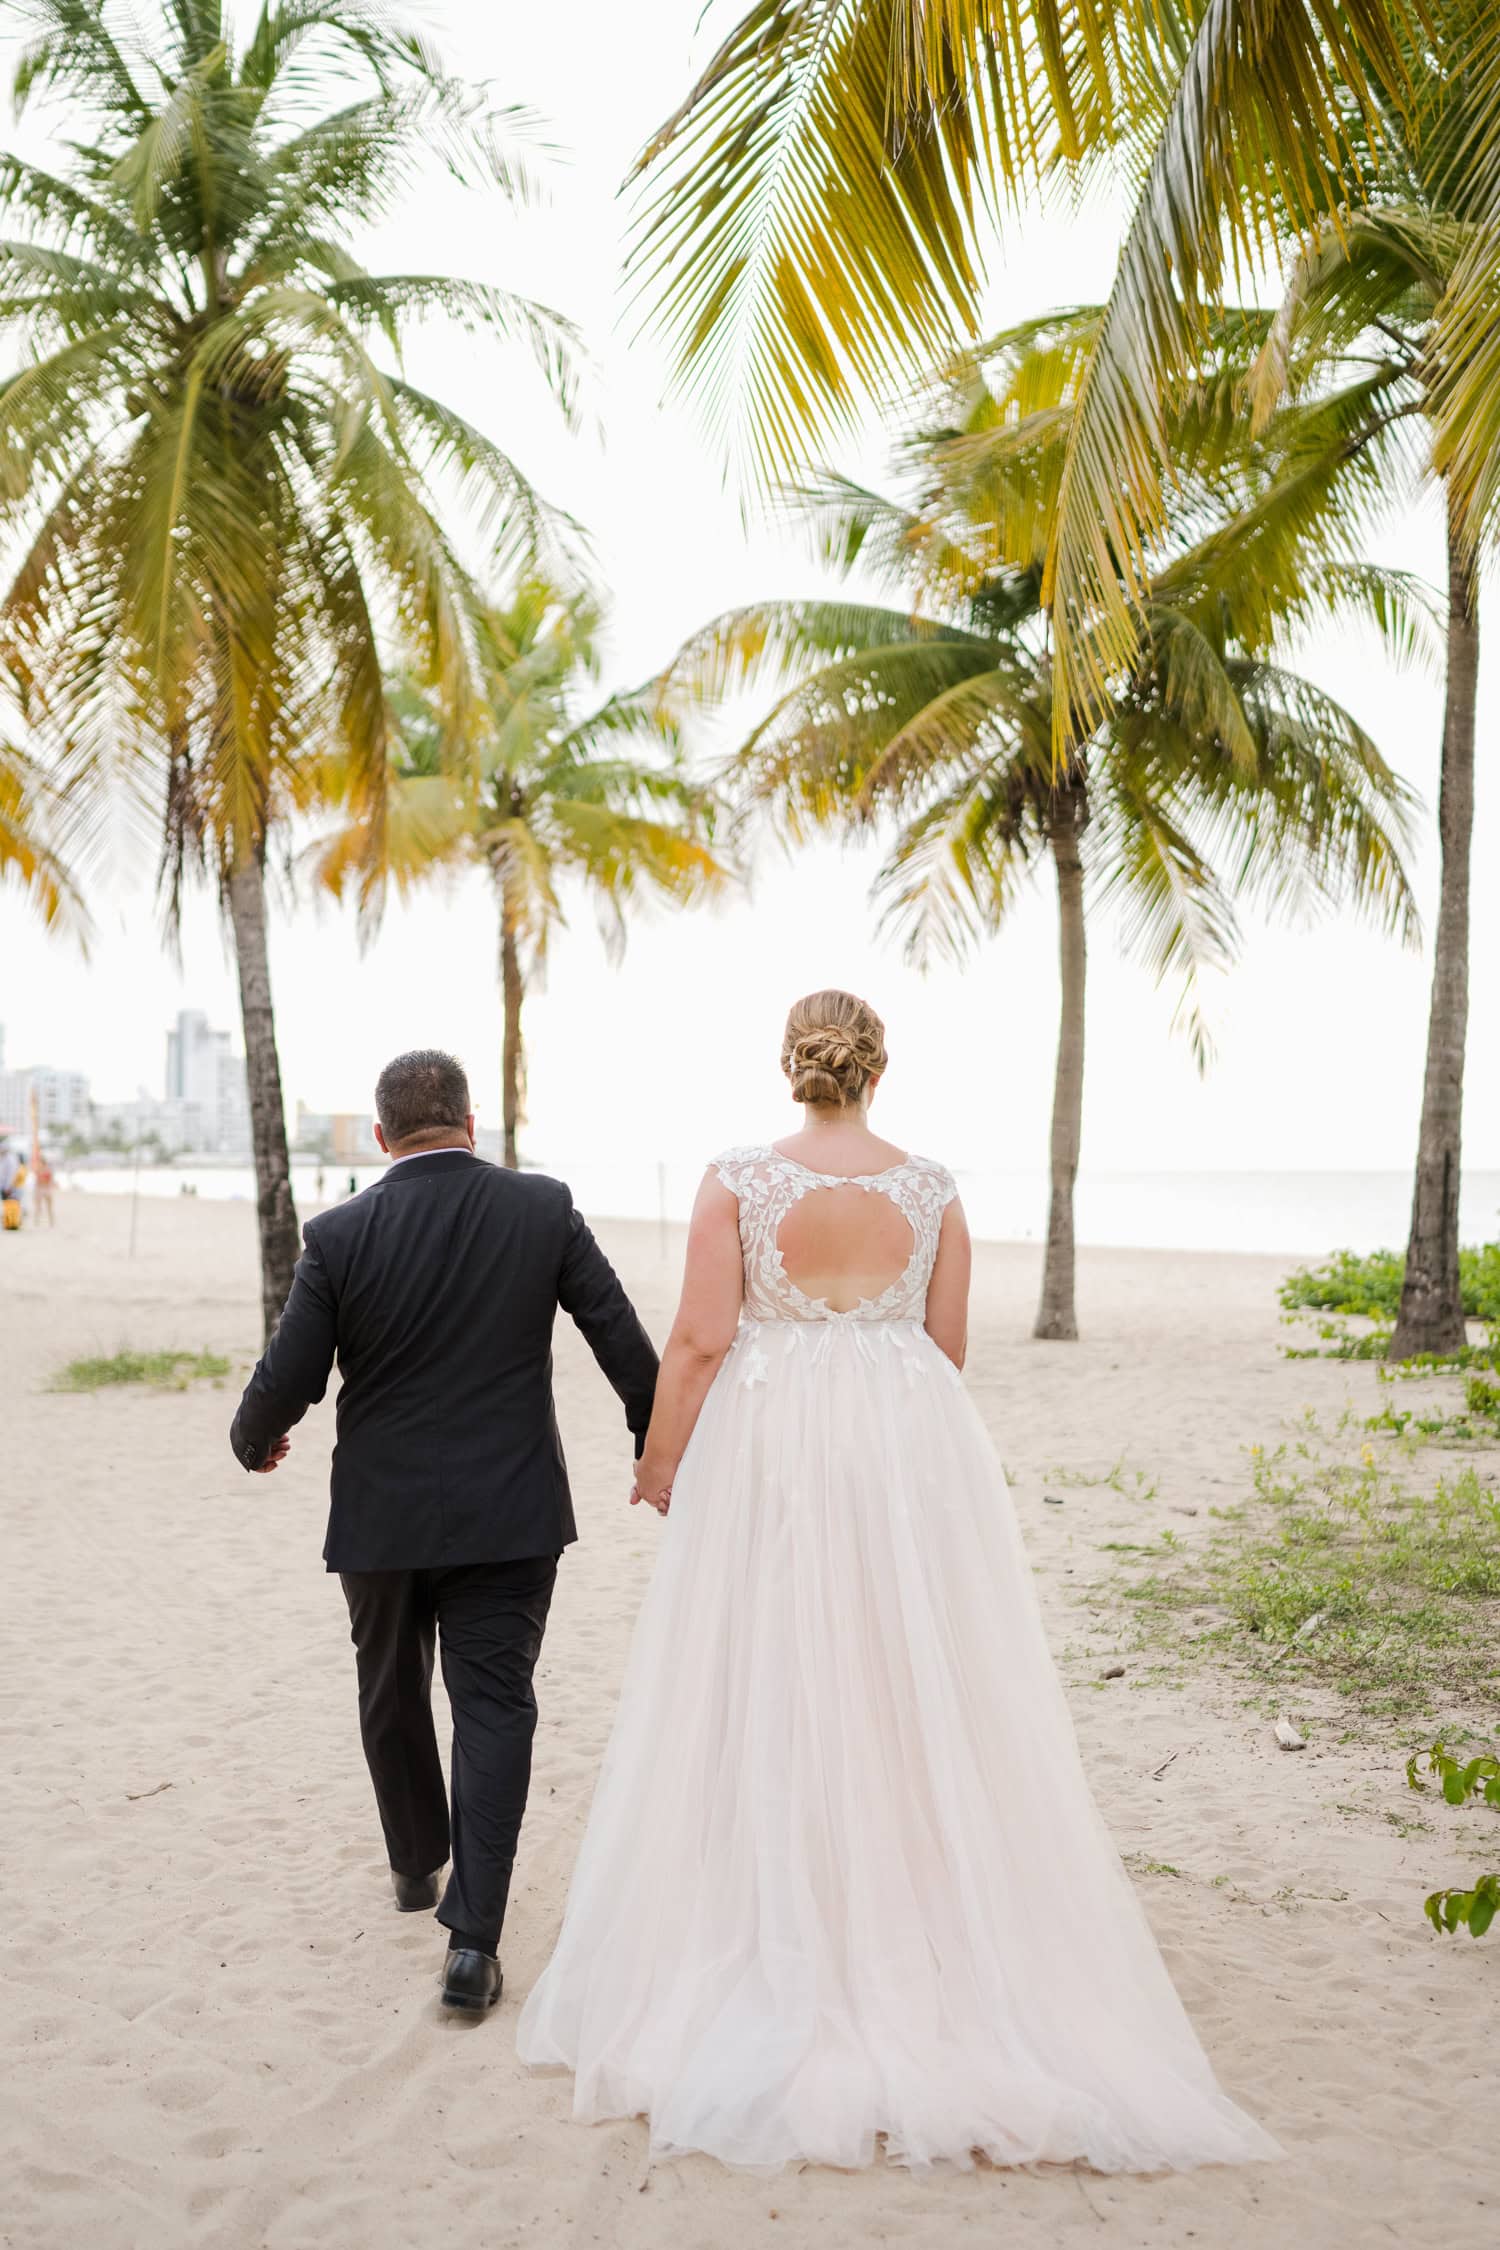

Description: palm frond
[12,0,153,123]
[871,755,1045,966]
[672,595,989,708]
[1088,773,1239,1064]
[326,274,585,424]
[627,0,1013,484]
[1021,0,1427,752]
[0,736,89,938]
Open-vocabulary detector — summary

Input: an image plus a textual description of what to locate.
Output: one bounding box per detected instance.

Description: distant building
[294,1104,376,1162]
[81,1011,251,1156]
[292,1105,504,1166]
[0,1023,91,1139]
[163,1010,251,1156]
[90,1091,230,1155]
[0,1013,262,1157]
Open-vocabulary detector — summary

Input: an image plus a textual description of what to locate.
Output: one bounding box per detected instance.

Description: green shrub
[1425,1874,1499,1937]
[1466,1374,1500,1426]
[1280,1243,1500,1324]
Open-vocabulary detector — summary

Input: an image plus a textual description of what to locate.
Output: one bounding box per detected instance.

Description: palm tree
[674,313,1422,1337]
[1249,16,1495,1356]
[0,2,578,1338]
[311,579,726,1168]
[630,2,1492,755]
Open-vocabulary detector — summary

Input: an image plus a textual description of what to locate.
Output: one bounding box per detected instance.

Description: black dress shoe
[441,1948,502,2013]
[391,1867,442,1913]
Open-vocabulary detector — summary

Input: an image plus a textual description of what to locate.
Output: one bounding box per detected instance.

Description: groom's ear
[465,1112,477,1151]
[373,1122,390,1156]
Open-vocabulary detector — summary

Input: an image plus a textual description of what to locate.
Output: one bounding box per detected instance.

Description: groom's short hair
[375,1049,471,1146]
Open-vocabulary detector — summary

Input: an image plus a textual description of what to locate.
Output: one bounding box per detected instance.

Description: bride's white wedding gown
[517,1148,1279,2173]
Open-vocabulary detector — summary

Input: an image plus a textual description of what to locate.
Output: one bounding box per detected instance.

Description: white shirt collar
[389,1146,475,1167]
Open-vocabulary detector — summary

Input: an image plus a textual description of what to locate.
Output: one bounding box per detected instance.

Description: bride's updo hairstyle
[781,989,888,1109]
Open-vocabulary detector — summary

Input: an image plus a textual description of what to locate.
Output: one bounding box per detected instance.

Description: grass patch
[52,1348,232,1393]
[1102,1412,1500,1726]
[1047,1456,1160,1504]
[1362,1383,1500,1447]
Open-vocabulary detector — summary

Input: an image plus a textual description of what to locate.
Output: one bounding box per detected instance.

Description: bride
[517,989,1279,2174]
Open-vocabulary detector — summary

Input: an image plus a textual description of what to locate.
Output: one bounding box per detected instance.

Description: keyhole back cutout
[774,1182,917,1314]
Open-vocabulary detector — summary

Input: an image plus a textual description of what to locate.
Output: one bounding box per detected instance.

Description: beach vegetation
[1407,1743,1500,1808]
[1362,1399,1500,1448]
[52,1348,231,1392]
[1279,1244,1499,1373]
[1281,1247,1500,1326]
[1424,1873,1499,1938]
[1047,1458,1160,1505]
[1408,1748,1500,1938]
[1101,1414,1500,1724]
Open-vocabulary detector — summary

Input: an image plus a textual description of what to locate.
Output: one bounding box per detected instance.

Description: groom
[229,1049,658,2013]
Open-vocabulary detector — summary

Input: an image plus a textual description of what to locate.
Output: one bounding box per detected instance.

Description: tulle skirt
[517,1317,1280,2173]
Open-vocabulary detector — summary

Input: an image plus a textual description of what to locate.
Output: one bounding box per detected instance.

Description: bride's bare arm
[924,1200,971,1369]
[631,1174,744,1513]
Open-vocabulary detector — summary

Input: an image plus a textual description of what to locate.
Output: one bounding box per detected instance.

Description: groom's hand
[254,1435,292,1475]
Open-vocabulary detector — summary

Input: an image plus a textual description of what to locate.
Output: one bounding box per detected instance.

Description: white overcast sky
[0,1,1494,1185]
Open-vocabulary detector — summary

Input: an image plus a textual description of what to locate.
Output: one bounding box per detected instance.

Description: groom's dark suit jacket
[229,1151,659,1572]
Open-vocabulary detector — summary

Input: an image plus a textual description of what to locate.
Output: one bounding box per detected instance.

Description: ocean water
[55,1158,1500,1259]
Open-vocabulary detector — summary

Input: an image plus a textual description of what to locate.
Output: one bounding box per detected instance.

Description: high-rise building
[163,1010,251,1155]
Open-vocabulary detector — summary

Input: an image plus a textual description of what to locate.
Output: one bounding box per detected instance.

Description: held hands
[630,1455,673,1516]
[254,1435,292,1475]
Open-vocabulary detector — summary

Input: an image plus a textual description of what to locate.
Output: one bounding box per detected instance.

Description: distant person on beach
[229,1049,658,2016]
[32,1150,55,1226]
[345,1171,356,1199]
[0,1139,21,1229]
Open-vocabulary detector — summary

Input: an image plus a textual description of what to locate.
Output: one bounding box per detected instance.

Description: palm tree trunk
[500,895,524,1171]
[1389,489,1479,1360]
[225,856,300,1342]
[1034,795,1088,1341]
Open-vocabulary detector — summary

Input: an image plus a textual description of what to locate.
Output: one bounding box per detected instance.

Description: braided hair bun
[780,990,887,1108]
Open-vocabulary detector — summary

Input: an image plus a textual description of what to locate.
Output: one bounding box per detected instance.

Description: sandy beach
[2,1187,1497,2250]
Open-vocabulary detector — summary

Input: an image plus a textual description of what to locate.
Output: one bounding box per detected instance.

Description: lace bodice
[712,1146,958,1324]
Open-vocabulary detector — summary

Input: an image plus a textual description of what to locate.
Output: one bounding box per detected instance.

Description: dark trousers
[339,1556,558,1955]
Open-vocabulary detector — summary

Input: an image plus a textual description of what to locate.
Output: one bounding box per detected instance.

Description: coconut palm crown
[312,578,727,1168]
[0,0,581,1335]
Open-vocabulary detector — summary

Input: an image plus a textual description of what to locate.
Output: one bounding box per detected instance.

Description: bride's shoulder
[903,1152,961,1205]
[705,1143,772,1195]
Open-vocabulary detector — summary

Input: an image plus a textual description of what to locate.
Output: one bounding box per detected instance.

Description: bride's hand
[630,1459,673,1516]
